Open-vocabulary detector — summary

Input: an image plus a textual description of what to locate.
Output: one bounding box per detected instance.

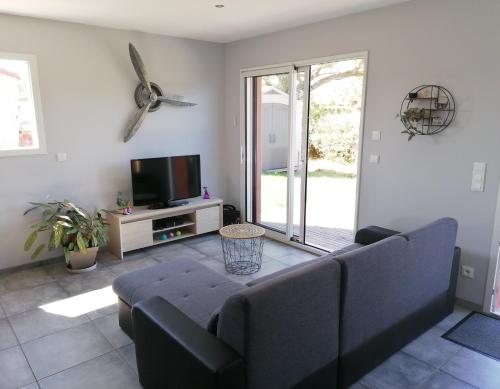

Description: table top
[219,224,265,239]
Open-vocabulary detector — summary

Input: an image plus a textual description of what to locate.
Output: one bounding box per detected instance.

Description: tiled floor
[0,233,498,388]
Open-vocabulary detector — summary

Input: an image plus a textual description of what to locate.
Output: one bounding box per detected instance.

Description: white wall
[0,14,225,269]
[222,0,500,305]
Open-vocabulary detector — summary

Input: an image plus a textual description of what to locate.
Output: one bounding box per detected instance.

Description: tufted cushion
[113,258,246,330]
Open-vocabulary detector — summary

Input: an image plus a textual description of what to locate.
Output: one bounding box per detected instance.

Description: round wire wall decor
[399,85,455,141]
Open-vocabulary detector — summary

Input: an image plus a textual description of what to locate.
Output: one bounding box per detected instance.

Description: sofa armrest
[354,225,400,245]
[132,296,245,389]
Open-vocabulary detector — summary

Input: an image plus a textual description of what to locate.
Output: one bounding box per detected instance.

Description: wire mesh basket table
[219,224,265,275]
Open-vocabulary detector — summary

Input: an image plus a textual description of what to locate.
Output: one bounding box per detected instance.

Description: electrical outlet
[461,265,475,279]
[371,130,381,141]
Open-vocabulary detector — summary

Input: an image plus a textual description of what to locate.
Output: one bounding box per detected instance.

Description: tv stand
[107,197,223,259]
[148,202,166,210]
[168,200,189,208]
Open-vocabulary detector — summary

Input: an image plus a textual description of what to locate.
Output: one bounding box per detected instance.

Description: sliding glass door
[244,54,366,251]
[244,68,294,234]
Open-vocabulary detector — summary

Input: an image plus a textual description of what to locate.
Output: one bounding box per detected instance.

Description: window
[0,52,46,156]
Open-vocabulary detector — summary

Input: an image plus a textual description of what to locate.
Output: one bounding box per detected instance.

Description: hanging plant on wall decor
[400,108,426,141]
[398,85,456,141]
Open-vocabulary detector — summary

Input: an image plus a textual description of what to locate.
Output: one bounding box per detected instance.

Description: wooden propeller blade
[156,96,197,106]
[124,102,152,143]
[129,43,152,94]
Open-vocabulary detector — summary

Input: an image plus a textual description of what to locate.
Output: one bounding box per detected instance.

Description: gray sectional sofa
[112,217,460,389]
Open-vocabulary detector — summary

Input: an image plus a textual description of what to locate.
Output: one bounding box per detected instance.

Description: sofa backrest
[335,217,458,386]
[217,258,341,389]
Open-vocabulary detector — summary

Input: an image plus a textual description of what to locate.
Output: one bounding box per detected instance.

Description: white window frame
[0,52,47,157]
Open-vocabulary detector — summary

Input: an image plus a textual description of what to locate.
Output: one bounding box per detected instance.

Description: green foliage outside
[262,60,363,167]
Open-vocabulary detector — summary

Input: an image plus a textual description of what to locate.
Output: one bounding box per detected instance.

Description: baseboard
[455,297,483,313]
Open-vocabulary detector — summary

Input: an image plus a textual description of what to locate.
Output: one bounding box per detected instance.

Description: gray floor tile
[249,259,289,279]
[95,250,121,267]
[275,251,318,266]
[108,257,159,277]
[0,282,68,317]
[144,241,187,255]
[0,345,36,389]
[0,305,5,319]
[93,313,132,349]
[19,383,40,389]
[42,262,71,281]
[0,267,54,293]
[188,239,224,257]
[22,322,113,379]
[402,326,462,368]
[360,351,436,389]
[121,250,151,262]
[150,245,208,262]
[436,305,471,330]
[263,240,301,258]
[56,268,116,296]
[441,347,500,389]
[117,343,138,374]
[0,319,17,351]
[86,301,118,321]
[415,371,477,389]
[38,351,141,389]
[183,233,219,245]
[9,308,88,344]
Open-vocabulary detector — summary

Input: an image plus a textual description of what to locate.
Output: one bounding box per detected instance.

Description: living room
[0,0,499,388]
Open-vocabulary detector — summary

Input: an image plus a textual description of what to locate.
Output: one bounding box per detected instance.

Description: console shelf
[107,197,223,259]
[153,221,195,234]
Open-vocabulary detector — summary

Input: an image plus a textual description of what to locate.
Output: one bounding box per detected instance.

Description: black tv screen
[131,155,201,207]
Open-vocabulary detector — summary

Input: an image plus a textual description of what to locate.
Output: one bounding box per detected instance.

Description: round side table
[219,224,265,275]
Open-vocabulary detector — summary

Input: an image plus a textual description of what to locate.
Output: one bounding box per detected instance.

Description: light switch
[371,130,381,141]
[56,152,67,162]
[369,155,380,164]
[471,162,486,192]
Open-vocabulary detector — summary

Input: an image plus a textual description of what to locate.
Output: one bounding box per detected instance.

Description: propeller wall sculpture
[124,43,196,142]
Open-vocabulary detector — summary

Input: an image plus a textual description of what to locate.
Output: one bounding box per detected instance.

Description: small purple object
[202,186,210,199]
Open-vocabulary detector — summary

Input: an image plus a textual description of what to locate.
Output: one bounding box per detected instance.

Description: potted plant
[400,108,426,141]
[24,201,108,273]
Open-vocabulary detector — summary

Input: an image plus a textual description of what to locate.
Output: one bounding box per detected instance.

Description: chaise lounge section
[112,217,459,389]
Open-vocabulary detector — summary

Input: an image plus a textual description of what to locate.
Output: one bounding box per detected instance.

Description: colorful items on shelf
[116,191,133,215]
[175,230,182,237]
[203,186,210,199]
[160,233,168,241]
[169,232,175,239]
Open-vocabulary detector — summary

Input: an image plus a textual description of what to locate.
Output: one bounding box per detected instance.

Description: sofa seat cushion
[113,258,246,329]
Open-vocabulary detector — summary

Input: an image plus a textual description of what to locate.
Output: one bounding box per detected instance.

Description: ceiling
[0,0,411,43]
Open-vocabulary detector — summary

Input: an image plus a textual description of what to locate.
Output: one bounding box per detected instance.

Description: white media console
[107,197,223,259]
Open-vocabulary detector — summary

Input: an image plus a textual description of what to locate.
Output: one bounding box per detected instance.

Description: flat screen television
[131,155,201,208]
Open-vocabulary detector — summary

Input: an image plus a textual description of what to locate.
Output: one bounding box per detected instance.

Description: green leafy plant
[116,191,130,209]
[400,108,426,141]
[24,201,108,264]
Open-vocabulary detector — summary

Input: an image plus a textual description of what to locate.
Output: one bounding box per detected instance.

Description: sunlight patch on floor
[39,286,117,317]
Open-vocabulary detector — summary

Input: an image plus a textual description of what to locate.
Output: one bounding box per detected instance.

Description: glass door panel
[304,59,365,250]
[246,72,292,234]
